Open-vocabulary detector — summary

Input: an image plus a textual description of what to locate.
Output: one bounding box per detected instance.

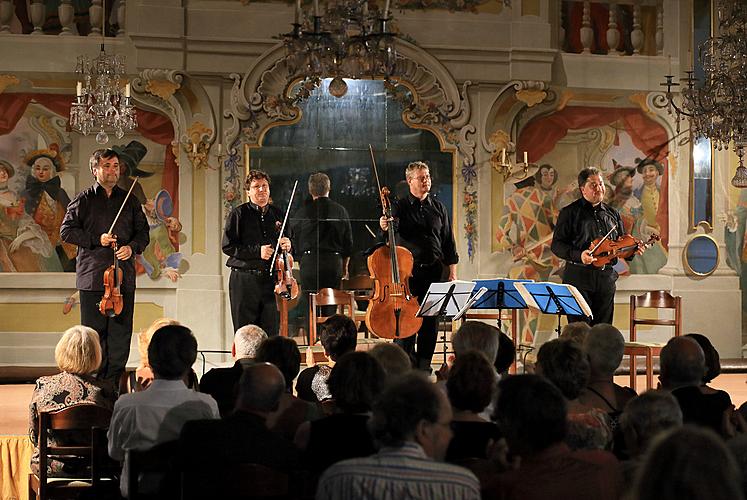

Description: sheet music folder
[513,282,593,319]
[471,278,533,310]
[416,280,481,319]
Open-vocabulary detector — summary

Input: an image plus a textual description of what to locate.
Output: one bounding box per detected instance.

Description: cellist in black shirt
[379,161,458,371]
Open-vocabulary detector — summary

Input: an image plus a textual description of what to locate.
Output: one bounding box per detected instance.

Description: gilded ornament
[516,89,547,107]
[629,93,652,115]
[145,79,181,100]
[0,75,20,95]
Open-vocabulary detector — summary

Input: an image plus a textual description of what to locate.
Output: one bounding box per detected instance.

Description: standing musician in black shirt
[379,161,458,371]
[293,172,353,316]
[60,148,150,387]
[223,170,292,335]
[551,167,642,325]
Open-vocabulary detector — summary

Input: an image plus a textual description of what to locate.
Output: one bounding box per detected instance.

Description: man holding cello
[551,167,644,325]
[379,161,458,371]
[222,169,292,335]
[60,148,149,388]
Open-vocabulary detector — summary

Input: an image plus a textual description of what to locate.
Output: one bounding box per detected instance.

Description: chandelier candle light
[660,0,747,187]
[283,0,398,98]
[70,0,136,144]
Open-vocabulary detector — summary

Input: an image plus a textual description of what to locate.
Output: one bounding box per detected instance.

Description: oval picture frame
[683,234,719,277]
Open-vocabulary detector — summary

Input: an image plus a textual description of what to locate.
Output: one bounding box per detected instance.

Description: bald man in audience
[660,336,734,437]
[179,362,300,497]
[199,324,267,416]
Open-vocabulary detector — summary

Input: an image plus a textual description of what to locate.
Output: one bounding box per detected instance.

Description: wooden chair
[341,274,375,335]
[625,290,682,391]
[28,404,117,500]
[458,309,519,374]
[308,288,356,346]
[180,462,289,500]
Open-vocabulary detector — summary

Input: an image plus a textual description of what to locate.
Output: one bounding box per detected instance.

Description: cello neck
[385,206,401,283]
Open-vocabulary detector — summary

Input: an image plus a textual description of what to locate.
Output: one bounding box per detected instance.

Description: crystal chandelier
[282,0,398,98]
[70,1,136,144]
[661,0,747,187]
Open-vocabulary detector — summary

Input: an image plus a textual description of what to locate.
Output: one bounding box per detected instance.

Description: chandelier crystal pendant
[282,0,398,98]
[70,0,136,144]
[661,0,747,187]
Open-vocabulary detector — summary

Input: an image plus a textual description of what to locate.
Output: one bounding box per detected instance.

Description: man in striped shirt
[316,372,480,500]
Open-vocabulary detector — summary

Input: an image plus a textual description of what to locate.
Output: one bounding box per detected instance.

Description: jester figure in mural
[495,163,561,344]
[628,157,668,274]
[0,160,57,271]
[20,147,77,271]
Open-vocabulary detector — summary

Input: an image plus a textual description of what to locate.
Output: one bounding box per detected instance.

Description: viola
[99,242,124,317]
[274,249,299,300]
[589,233,660,268]
[364,166,422,339]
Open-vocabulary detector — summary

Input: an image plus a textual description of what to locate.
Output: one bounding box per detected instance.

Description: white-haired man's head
[233,324,267,360]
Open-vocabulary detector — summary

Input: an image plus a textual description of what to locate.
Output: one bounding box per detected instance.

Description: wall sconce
[490,145,534,182]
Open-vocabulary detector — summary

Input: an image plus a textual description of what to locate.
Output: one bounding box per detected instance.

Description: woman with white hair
[28,325,115,476]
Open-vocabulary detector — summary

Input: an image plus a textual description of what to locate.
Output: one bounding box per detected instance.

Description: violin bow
[269,179,298,273]
[589,226,617,255]
[107,176,140,235]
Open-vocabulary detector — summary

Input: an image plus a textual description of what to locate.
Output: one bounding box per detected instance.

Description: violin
[274,249,299,300]
[364,147,422,340]
[589,233,660,268]
[99,242,124,317]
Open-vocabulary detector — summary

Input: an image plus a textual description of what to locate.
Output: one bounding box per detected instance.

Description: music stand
[417,281,477,365]
[514,282,592,335]
[471,278,533,331]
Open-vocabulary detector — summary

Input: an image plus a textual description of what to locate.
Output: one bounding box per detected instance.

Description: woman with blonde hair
[29,325,115,476]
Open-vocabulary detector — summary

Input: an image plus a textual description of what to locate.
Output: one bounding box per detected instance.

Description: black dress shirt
[551,197,625,266]
[390,193,459,267]
[222,202,288,271]
[60,183,149,292]
[292,197,353,256]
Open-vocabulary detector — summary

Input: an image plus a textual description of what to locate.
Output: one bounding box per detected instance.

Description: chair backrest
[341,275,374,299]
[128,440,180,500]
[34,404,114,499]
[308,288,356,345]
[181,462,289,500]
[629,290,682,342]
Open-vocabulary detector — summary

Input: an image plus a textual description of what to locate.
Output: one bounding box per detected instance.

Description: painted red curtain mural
[518,105,669,248]
[0,92,178,217]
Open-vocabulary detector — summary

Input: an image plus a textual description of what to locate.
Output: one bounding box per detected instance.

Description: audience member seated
[559,321,591,344]
[29,325,116,477]
[494,330,516,377]
[685,333,724,392]
[121,317,180,393]
[580,323,637,455]
[178,363,301,498]
[659,336,733,437]
[256,336,324,439]
[618,390,682,484]
[630,426,743,500]
[445,350,500,464]
[726,434,747,499]
[484,374,622,500]
[296,314,357,403]
[317,372,481,500]
[295,351,385,474]
[199,323,267,416]
[108,324,220,498]
[369,342,412,382]
[536,338,613,450]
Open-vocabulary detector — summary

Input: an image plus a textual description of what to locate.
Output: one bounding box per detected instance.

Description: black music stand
[514,282,592,335]
[417,281,476,365]
[471,278,532,331]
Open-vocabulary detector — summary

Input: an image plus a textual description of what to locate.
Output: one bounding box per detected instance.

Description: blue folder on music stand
[471,278,532,310]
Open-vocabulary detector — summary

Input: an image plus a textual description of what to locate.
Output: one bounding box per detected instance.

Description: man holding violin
[551,167,643,325]
[222,169,292,336]
[60,148,150,388]
[379,161,458,371]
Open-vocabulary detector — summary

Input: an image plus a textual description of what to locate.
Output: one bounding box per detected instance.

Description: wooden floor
[3,373,747,436]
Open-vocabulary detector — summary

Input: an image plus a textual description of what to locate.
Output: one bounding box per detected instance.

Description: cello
[364,147,422,339]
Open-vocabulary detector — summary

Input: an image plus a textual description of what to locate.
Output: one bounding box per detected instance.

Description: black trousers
[300,253,343,318]
[229,269,279,336]
[79,289,135,387]
[561,263,617,325]
[394,261,445,370]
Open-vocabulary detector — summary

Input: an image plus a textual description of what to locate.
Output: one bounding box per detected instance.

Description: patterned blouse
[28,371,115,476]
